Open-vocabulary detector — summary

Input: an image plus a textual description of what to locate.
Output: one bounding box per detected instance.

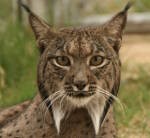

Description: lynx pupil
[90,56,103,66]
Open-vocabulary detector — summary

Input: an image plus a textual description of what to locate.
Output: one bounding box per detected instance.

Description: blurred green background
[0,0,150,137]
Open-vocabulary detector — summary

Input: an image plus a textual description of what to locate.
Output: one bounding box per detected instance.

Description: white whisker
[38,90,64,126]
[96,86,125,113]
[59,95,66,110]
[43,91,65,125]
[39,91,61,120]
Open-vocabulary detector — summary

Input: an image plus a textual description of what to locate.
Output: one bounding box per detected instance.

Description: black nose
[74,81,86,90]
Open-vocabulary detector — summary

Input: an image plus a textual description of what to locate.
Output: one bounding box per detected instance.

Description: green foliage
[115,67,150,136]
[134,0,150,12]
[0,0,12,20]
[0,21,38,107]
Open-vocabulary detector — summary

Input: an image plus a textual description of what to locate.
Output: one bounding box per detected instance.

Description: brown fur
[0,94,116,138]
[0,2,131,138]
[0,101,31,128]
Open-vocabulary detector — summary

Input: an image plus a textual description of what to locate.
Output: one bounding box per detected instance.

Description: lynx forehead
[66,37,93,57]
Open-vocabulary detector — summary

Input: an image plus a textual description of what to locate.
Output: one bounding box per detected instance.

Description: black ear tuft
[21,2,32,14]
[123,1,133,13]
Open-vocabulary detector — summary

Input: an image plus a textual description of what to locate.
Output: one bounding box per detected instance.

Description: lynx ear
[22,4,56,53]
[104,2,132,52]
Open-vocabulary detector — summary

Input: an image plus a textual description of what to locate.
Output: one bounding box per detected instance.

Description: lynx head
[22,2,131,135]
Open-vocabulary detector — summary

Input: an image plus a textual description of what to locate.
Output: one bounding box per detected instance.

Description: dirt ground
[121,34,150,65]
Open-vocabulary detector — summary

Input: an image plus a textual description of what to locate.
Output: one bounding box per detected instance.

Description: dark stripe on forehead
[66,37,94,58]
[92,37,109,56]
[93,43,105,55]
[77,34,82,57]
[55,37,66,48]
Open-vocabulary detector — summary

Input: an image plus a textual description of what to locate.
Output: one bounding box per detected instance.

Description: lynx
[0,2,131,138]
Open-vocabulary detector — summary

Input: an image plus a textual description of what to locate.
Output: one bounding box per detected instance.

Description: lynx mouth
[67,91,95,98]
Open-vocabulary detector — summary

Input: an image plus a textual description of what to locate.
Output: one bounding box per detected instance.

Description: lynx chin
[0,2,132,138]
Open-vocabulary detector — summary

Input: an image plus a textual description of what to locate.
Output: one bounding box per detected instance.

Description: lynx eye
[90,56,104,66]
[55,56,71,66]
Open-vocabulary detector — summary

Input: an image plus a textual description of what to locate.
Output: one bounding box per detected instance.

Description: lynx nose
[74,81,86,90]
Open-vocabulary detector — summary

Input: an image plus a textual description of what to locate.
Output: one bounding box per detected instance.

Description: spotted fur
[0,2,131,138]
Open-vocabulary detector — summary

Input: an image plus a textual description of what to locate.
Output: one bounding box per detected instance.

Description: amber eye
[55,56,71,66]
[90,56,104,66]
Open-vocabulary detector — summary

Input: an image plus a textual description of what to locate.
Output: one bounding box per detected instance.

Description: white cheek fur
[86,95,106,135]
[52,105,65,134]
[52,93,106,135]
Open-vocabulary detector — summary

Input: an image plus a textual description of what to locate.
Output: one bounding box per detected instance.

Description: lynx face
[39,31,119,104]
[23,3,130,135]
